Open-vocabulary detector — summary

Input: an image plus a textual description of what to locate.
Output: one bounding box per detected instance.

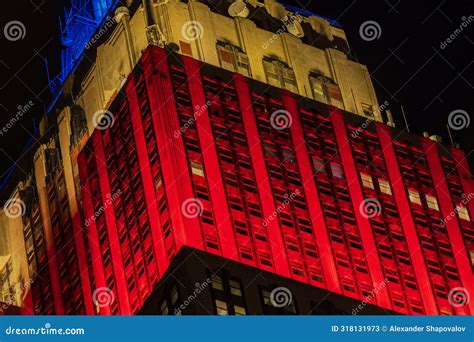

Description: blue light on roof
[94,0,109,18]
[46,0,118,95]
[280,2,342,28]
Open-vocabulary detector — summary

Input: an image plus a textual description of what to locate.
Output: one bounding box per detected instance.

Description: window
[456,206,470,221]
[361,103,373,117]
[311,80,326,103]
[153,171,162,190]
[262,141,278,157]
[262,290,272,306]
[217,42,251,76]
[309,72,344,109]
[211,274,224,291]
[326,84,344,108]
[158,284,180,315]
[263,58,297,92]
[360,173,374,189]
[234,305,246,315]
[170,286,179,305]
[425,194,439,211]
[159,300,169,315]
[191,161,204,177]
[312,157,325,172]
[282,148,295,162]
[209,273,247,315]
[229,280,242,297]
[179,41,192,56]
[408,189,421,205]
[330,163,344,179]
[378,179,392,195]
[215,300,228,315]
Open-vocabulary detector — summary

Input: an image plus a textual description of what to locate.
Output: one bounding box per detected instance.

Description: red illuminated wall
[76,46,473,315]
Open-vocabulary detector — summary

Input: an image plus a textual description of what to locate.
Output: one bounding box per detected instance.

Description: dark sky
[1,0,473,186]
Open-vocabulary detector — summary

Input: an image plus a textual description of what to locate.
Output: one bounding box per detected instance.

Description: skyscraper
[0,0,472,316]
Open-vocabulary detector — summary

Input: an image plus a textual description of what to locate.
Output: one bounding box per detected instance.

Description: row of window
[213,41,347,110]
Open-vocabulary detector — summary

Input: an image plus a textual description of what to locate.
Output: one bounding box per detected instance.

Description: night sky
[1,0,473,186]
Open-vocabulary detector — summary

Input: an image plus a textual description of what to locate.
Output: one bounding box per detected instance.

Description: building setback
[77,46,472,315]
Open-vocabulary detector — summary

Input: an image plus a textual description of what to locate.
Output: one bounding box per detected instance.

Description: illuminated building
[0,0,472,316]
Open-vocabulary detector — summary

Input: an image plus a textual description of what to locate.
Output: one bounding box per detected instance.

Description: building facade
[0,0,472,316]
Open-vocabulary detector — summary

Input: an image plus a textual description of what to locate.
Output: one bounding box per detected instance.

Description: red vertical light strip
[125,78,170,276]
[331,111,392,309]
[41,211,64,314]
[92,133,131,315]
[141,47,203,250]
[77,152,110,315]
[182,57,239,261]
[376,123,438,314]
[20,291,34,315]
[70,211,95,315]
[282,92,341,293]
[233,74,291,278]
[423,140,473,315]
[451,148,474,233]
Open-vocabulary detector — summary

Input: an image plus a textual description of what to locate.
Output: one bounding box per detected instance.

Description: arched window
[216,41,251,77]
[262,56,298,93]
[309,71,344,109]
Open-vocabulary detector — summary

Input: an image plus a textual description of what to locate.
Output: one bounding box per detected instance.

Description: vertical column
[331,112,392,309]
[58,109,94,315]
[182,57,239,261]
[423,140,473,315]
[142,47,203,250]
[115,7,137,69]
[452,149,474,219]
[452,148,474,278]
[233,74,290,278]
[33,150,64,314]
[376,123,438,314]
[77,152,110,315]
[125,79,170,276]
[92,133,131,315]
[282,92,341,293]
[69,206,95,315]
[20,291,34,315]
